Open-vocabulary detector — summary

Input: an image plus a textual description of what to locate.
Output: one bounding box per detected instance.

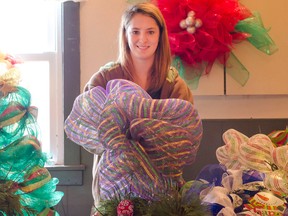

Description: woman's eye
[132,31,139,35]
[148,31,155,35]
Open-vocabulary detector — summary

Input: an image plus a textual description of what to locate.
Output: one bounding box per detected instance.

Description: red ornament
[117,200,134,216]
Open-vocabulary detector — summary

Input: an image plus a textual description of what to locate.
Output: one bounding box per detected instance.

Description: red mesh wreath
[155,0,252,74]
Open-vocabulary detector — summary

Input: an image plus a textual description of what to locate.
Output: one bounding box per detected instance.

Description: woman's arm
[83,62,126,92]
[170,76,194,104]
[84,71,107,92]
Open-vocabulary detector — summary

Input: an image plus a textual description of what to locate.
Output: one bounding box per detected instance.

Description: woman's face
[126,13,160,62]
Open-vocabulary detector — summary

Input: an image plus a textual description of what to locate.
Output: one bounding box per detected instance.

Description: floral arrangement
[0,51,64,215]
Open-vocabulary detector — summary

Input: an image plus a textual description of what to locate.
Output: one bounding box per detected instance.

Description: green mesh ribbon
[0,135,64,215]
[0,82,63,215]
[0,86,39,148]
[226,53,250,86]
[172,56,204,90]
[0,136,45,181]
[235,11,278,55]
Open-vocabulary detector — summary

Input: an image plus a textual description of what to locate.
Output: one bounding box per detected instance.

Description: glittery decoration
[65,79,203,201]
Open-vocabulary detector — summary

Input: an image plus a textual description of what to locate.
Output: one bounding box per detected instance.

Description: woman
[84,2,193,103]
[69,2,199,215]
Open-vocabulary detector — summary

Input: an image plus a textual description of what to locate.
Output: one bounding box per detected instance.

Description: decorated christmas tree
[0,51,64,215]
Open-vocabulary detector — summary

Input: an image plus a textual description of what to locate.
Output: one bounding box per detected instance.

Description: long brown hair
[118,2,171,92]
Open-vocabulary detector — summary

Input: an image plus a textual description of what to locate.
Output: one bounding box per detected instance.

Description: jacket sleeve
[84,71,107,92]
[83,62,125,92]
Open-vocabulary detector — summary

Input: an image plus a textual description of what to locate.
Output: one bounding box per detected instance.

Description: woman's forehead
[128,14,158,29]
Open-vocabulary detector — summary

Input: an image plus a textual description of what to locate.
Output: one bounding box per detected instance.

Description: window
[0,0,64,164]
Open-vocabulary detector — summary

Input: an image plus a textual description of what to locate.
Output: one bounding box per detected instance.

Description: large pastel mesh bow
[216,129,288,195]
[64,79,203,200]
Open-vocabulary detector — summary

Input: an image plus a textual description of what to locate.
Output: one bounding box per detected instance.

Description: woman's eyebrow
[130,27,157,30]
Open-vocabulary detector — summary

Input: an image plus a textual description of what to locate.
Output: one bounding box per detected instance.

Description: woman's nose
[139,33,148,42]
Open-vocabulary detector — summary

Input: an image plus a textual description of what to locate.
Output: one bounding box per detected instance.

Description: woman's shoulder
[163,66,194,103]
[99,61,121,72]
[97,61,127,79]
[84,62,123,91]
[166,66,179,83]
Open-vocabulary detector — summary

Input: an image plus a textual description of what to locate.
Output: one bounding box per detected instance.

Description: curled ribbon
[65,79,203,201]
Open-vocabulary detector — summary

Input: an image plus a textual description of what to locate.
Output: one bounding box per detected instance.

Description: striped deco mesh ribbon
[216,129,288,195]
[65,79,203,201]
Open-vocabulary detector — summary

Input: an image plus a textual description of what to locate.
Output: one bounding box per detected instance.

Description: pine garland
[147,193,211,216]
[95,190,212,216]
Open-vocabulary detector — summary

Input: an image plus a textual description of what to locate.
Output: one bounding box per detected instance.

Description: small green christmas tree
[0,51,64,215]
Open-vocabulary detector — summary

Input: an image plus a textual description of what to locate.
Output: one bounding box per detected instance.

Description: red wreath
[155,0,252,74]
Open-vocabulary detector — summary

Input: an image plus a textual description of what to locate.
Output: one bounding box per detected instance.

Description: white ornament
[185,16,195,27]
[179,10,202,34]
[187,26,196,34]
[179,20,187,29]
[187,11,195,18]
[195,19,203,28]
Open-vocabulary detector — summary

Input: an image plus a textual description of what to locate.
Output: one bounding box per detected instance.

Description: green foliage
[0,180,37,216]
[96,190,211,216]
[147,191,211,216]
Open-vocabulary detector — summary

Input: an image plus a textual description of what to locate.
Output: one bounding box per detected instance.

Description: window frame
[62,1,81,165]
[46,2,84,186]
[19,52,64,164]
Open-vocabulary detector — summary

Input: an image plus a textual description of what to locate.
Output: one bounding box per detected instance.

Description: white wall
[80,0,127,90]
[80,0,288,119]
